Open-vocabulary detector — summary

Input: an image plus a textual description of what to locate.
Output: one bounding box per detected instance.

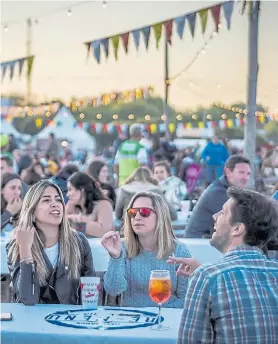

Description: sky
[1,1,278,113]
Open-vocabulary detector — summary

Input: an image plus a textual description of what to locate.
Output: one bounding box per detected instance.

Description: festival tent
[1,117,22,137]
[35,106,96,151]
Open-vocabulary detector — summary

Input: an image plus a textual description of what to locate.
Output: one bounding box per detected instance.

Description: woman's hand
[167,257,201,277]
[15,226,35,259]
[101,231,121,259]
[6,198,22,216]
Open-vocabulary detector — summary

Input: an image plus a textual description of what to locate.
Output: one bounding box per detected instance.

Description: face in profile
[33,186,63,227]
[2,179,22,203]
[98,165,109,184]
[129,197,157,237]
[226,163,251,188]
[66,182,83,205]
[153,166,168,182]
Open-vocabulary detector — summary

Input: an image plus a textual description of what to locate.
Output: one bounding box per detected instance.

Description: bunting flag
[1,55,35,81]
[187,12,197,38]
[175,15,186,39]
[164,20,173,44]
[223,1,234,30]
[1,102,61,118]
[35,117,43,128]
[112,35,120,60]
[121,33,130,54]
[84,2,237,62]
[101,38,109,58]
[153,23,163,49]
[142,26,151,50]
[132,29,141,50]
[199,8,209,34]
[211,4,221,32]
[92,41,101,64]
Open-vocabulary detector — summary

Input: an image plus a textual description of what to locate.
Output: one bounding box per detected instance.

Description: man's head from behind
[0,156,14,175]
[211,187,278,254]
[224,155,251,188]
[129,124,142,141]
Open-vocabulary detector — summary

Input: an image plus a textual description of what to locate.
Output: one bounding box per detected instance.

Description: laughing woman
[102,191,191,308]
[7,180,95,305]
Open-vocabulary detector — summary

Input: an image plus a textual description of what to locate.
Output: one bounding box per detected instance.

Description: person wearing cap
[114,124,148,186]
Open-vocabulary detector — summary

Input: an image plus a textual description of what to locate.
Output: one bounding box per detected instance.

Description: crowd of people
[1,125,278,343]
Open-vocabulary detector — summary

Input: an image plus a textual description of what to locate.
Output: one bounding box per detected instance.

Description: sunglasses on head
[127,207,155,218]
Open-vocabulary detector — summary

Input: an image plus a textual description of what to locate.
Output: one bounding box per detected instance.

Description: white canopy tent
[0,117,32,142]
[35,106,96,151]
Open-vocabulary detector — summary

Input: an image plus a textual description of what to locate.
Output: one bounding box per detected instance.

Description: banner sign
[45,307,162,330]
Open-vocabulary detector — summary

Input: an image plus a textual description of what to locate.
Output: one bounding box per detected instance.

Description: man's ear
[232,223,245,238]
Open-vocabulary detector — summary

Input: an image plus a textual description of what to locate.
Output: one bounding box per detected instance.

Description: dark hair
[228,187,278,252]
[55,164,79,179]
[21,162,44,186]
[68,172,107,214]
[225,155,250,171]
[1,173,22,212]
[49,133,55,139]
[87,160,106,182]
[0,155,13,167]
[153,160,171,176]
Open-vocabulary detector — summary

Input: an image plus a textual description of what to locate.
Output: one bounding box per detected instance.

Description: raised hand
[15,226,35,260]
[6,198,22,216]
[167,257,201,277]
[101,231,121,259]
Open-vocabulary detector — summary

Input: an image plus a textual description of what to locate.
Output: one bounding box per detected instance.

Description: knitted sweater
[104,240,191,308]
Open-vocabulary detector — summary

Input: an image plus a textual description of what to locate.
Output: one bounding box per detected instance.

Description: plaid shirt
[178,245,278,344]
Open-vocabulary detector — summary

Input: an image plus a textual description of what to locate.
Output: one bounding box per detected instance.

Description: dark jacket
[6,231,95,305]
[185,176,229,238]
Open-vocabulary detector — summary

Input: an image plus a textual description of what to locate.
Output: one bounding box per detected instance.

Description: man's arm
[178,269,214,344]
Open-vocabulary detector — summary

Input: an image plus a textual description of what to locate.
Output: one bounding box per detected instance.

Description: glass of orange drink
[149,270,171,330]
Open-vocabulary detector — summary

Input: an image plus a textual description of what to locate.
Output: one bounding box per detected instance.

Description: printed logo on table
[45,308,163,330]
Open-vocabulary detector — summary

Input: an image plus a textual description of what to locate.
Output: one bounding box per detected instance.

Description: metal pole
[163,32,170,136]
[244,1,260,189]
[26,18,32,104]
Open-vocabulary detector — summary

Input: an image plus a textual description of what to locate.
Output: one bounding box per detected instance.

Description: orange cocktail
[149,277,171,304]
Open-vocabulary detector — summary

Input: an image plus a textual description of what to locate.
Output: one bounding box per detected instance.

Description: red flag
[211,4,221,32]
[121,32,130,54]
[90,123,96,132]
[224,120,228,128]
[212,121,217,128]
[116,124,122,133]
[146,124,151,132]
[103,123,108,133]
[164,20,173,44]
[46,119,51,125]
[240,118,245,126]
[78,122,83,128]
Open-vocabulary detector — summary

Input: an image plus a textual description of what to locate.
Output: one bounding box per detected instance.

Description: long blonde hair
[8,180,82,286]
[124,167,158,186]
[124,191,175,260]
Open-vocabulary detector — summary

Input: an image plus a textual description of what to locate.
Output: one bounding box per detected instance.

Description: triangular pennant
[27,56,34,76]
[121,32,129,54]
[9,61,17,80]
[85,42,91,59]
[18,58,25,77]
[187,12,196,38]
[132,29,141,50]
[223,1,234,30]
[142,26,151,50]
[1,63,8,80]
[175,15,186,40]
[102,123,108,133]
[90,123,96,132]
[153,23,162,49]
[92,41,101,64]
[211,4,221,32]
[199,8,208,34]
[164,20,173,44]
[101,38,109,58]
[111,35,120,60]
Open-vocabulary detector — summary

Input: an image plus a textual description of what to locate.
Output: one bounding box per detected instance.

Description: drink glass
[149,270,171,331]
[80,277,101,309]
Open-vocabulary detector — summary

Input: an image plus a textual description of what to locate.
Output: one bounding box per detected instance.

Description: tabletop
[1,303,183,344]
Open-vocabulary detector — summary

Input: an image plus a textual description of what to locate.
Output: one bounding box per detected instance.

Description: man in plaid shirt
[172,187,278,344]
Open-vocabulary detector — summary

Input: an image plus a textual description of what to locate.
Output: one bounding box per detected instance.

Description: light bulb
[67,8,72,16]
[102,1,107,8]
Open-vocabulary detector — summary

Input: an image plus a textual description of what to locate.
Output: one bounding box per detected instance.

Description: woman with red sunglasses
[101,191,191,308]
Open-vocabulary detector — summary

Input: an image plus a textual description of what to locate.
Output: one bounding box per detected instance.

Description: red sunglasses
[127,207,155,218]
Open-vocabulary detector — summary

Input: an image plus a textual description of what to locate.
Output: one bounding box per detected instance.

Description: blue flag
[142,26,151,50]
[101,38,109,58]
[187,12,196,38]
[175,15,186,39]
[223,1,234,30]
[92,40,101,64]
[132,29,141,50]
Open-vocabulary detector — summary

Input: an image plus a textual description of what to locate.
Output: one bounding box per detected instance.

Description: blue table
[1,303,182,344]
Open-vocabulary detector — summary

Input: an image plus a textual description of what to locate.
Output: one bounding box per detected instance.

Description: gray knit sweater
[104,240,191,308]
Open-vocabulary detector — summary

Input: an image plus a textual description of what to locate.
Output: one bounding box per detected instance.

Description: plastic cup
[80,277,101,309]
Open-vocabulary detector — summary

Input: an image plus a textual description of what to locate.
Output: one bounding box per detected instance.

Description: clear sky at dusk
[1,1,278,113]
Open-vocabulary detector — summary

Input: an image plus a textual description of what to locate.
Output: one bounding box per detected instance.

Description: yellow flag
[199,9,208,34]
[35,117,43,128]
[150,123,157,134]
[169,123,175,133]
[198,121,204,129]
[153,23,162,49]
[227,119,233,128]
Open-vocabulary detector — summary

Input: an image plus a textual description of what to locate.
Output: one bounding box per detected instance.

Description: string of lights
[2,1,108,31]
